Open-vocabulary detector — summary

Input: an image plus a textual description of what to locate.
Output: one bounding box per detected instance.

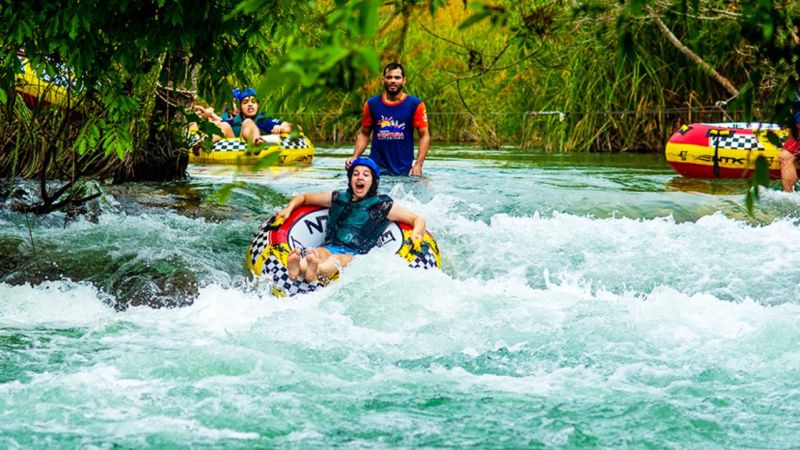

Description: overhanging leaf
[459,11,491,30]
[250,148,282,171]
[765,130,782,148]
[356,47,380,73]
[745,155,770,215]
[210,181,247,204]
[358,0,379,40]
[753,154,769,188]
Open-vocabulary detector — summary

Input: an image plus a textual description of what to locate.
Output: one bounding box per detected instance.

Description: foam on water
[3,150,800,447]
[0,281,113,327]
[3,256,800,447]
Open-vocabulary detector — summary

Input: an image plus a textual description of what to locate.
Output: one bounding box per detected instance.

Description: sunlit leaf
[753,155,769,188]
[359,0,379,40]
[69,15,79,40]
[357,47,380,72]
[745,155,770,215]
[196,121,223,139]
[745,188,755,213]
[251,149,282,171]
[210,181,247,204]
[459,11,491,30]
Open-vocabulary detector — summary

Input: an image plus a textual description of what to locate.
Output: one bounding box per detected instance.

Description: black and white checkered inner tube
[246,205,441,297]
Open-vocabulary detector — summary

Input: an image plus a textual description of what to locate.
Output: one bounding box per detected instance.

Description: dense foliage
[0,0,797,213]
[0,0,320,211]
[282,0,798,151]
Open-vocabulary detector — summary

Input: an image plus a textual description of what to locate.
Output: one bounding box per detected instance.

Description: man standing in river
[345,62,430,176]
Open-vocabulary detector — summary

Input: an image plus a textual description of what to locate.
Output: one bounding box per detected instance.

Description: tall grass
[281,0,794,152]
[4,0,793,163]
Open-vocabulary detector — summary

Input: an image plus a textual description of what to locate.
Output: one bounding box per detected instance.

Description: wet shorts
[323,243,361,255]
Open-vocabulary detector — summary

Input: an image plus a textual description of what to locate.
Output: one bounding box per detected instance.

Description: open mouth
[352,179,368,194]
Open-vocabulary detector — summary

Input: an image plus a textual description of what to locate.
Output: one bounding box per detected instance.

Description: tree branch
[48,191,102,212]
[645,5,738,97]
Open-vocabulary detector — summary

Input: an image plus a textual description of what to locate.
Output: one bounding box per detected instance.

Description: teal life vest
[325,191,394,254]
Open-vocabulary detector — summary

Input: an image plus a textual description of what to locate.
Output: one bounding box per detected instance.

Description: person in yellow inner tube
[191,87,293,148]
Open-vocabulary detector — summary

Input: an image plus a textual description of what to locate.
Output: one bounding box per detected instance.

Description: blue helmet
[347,157,380,196]
[232,87,256,101]
[349,157,380,180]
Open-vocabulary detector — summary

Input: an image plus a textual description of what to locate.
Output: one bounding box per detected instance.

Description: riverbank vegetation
[1,0,798,213]
[285,0,798,151]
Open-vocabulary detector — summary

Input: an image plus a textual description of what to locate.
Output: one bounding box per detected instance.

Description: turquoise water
[2,147,800,448]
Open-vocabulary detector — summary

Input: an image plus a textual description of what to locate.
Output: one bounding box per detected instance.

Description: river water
[2,146,800,448]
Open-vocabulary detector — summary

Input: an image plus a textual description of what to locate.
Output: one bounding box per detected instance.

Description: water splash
[2,149,800,447]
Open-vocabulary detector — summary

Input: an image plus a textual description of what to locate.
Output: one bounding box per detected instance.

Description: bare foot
[287,248,302,280]
[304,249,319,282]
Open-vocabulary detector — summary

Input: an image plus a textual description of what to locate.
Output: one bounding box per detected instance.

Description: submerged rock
[1,240,200,311]
[102,256,200,311]
[0,236,26,279]
[0,176,286,310]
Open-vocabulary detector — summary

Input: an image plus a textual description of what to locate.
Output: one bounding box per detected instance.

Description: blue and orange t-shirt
[362,93,428,175]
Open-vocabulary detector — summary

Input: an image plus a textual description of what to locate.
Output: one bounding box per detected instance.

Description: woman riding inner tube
[275,157,426,283]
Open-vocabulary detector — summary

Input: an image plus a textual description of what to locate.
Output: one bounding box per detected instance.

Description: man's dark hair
[383,62,405,77]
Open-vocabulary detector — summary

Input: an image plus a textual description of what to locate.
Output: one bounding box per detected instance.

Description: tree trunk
[114,53,194,182]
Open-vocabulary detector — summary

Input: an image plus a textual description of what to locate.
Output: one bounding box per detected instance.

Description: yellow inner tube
[189,134,314,166]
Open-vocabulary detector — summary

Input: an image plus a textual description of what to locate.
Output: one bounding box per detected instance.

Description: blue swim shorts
[323,243,361,255]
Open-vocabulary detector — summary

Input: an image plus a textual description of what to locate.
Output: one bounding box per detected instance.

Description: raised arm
[277,191,333,220]
[193,105,222,122]
[387,203,426,243]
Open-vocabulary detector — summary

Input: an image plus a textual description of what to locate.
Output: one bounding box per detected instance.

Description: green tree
[0,0,387,213]
[2,0,797,215]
